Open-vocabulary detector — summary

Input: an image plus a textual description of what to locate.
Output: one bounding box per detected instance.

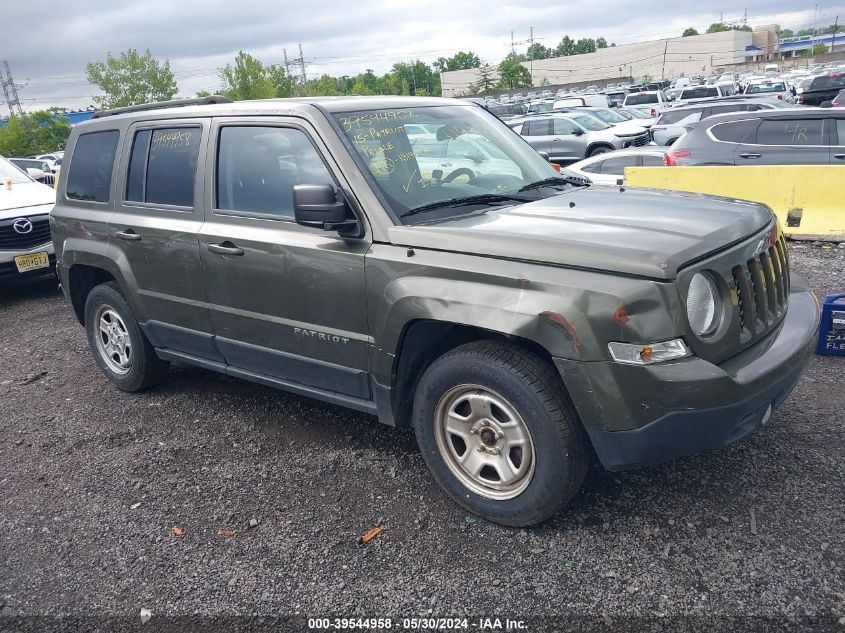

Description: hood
[388,187,771,280]
[611,120,649,135]
[0,180,56,220]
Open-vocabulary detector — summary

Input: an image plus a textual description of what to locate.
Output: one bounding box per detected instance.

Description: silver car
[510,113,646,162]
[650,99,790,146]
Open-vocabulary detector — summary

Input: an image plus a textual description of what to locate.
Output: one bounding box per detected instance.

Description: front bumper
[0,241,56,283]
[556,276,819,471]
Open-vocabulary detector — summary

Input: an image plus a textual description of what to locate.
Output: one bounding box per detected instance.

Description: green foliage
[574,38,597,55]
[497,58,532,90]
[0,111,71,157]
[706,23,752,34]
[597,37,608,49]
[555,36,576,57]
[85,49,177,109]
[472,64,497,94]
[810,43,829,55]
[433,51,481,73]
[526,43,550,60]
[219,51,277,100]
[682,27,699,37]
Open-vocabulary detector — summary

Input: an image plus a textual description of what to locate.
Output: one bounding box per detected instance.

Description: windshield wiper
[518,173,590,192]
[399,193,532,219]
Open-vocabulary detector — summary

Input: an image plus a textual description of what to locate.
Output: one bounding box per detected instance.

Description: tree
[574,38,597,55]
[219,51,277,101]
[526,42,550,60]
[472,64,497,94]
[555,36,576,57]
[433,51,481,73]
[682,27,699,37]
[810,43,828,55]
[0,111,71,156]
[268,65,295,97]
[85,49,177,109]
[706,22,730,33]
[597,37,608,49]
[497,57,532,90]
[306,74,341,96]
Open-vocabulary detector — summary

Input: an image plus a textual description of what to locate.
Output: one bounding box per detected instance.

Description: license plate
[14,251,49,273]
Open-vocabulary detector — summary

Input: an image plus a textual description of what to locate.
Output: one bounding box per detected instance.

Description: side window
[216,126,333,218]
[124,127,201,207]
[525,119,551,136]
[66,130,120,202]
[599,156,638,174]
[756,119,824,146]
[710,120,758,143]
[641,155,665,167]
[835,119,845,146]
[552,118,578,135]
[580,160,603,174]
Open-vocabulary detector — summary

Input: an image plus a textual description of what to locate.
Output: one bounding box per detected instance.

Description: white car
[410,134,522,182]
[0,155,57,283]
[743,79,789,101]
[566,148,666,186]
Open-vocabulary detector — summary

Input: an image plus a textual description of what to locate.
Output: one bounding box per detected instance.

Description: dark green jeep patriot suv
[50,96,819,526]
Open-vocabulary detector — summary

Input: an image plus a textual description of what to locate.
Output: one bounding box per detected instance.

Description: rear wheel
[84,282,169,391]
[413,341,588,526]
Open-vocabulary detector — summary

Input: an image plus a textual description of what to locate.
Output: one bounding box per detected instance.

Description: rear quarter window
[658,109,702,125]
[65,130,120,202]
[709,119,758,143]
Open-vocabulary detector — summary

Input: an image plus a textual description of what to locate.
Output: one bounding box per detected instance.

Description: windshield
[625,93,658,105]
[588,108,628,123]
[623,108,653,119]
[0,156,32,183]
[746,82,786,93]
[681,87,719,99]
[566,113,610,131]
[333,105,564,224]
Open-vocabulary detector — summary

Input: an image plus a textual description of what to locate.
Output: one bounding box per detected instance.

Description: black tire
[413,341,588,527]
[84,282,169,392]
[666,138,679,146]
[588,145,612,157]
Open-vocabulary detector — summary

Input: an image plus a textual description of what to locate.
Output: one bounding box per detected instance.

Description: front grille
[0,215,52,250]
[632,133,649,147]
[38,174,55,186]
[732,235,789,339]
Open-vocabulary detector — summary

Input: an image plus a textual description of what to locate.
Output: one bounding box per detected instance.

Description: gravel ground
[0,243,843,632]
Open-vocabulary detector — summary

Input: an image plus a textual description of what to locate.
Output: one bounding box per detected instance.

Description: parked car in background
[831,89,844,107]
[0,155,57,283]
[410,133,523,182]
[664,87,683,102]
[743,79,789,101]
[510,113,645,162]
[604,90,627,106]
[622,91,670,115]
[796,73,845,106]
[487,102,526,120]
[618,106,657,121]
[650,99,790,146]
[665,108,845,166]
[553,94,612,109]
[35,153,63,173]
[552,106,651,135]
[566,147,666,185]
[8,158,55,186]
[677,85,727,102]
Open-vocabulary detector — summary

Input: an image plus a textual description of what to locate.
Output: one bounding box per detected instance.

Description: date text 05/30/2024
[307,617,528,630]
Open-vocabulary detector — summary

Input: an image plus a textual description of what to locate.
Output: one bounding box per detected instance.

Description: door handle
[553,138,562,141]
[208,242,244,257]
[115,229,141,241]
[738,153,761,159]
[834,154,845,160]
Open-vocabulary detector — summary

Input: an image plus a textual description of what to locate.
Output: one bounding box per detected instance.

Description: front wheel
[413,342,588,526]
[84,282,169,391]
[588,146,612,157]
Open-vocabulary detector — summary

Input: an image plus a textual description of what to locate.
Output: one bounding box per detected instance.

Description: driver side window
[553,119,579,135]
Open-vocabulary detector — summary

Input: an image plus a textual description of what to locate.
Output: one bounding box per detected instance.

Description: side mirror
[820,100,833,108]
[572,128,585,136]
[537,151,551,162]
[293,184,360,236]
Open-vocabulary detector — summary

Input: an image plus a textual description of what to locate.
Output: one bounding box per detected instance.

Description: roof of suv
[83,96,469,125]
[684,106,833,132]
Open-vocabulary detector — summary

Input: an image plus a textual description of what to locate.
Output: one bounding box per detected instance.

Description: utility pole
[831,16,840,54]
[510,31,515,56]
[298,44,307,86]
[529,27,534,85]
[283,49,290,77]
[1,61,24,117]
[661,40,668,80]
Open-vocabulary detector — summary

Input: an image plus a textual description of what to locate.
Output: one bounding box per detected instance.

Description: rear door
[520,119,551,156]
[735,116,829,165]
[109,120,219,360]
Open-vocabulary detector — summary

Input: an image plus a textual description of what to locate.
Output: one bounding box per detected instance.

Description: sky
[5,1,844,111]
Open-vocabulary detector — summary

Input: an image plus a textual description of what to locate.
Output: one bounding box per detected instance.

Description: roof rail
[91,95,233,119]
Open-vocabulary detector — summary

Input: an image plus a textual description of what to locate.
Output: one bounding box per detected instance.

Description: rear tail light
[798,94,805,105]
[777,94,783,100]
[664,150,691,166]
[651,107,657,117]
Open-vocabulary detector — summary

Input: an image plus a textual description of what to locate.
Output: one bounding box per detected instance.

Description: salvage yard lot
[0,243,843,627]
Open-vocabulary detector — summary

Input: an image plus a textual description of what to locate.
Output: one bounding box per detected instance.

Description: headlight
[686,273,720,336]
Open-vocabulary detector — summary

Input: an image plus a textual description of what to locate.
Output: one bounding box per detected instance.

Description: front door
[109,120,220,360]
[198,119,371,400]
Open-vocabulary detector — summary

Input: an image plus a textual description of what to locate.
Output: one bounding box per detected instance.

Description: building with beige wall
[441,29,754,96]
